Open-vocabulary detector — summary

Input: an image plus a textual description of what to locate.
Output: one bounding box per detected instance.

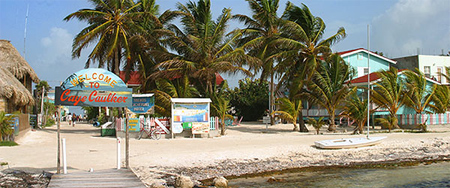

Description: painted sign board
[127,94,154,114]
[6,115,19,136]
[30,114,37,128]
[192,122,209,134]
[172,104,209,122]
[55,68,132,107]
[127,118,140,132]
[170,98,211,137]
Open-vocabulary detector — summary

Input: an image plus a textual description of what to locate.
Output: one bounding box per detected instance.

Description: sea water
[227,161,450,187]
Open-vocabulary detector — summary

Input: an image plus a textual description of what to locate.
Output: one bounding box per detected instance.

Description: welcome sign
[55,68,132,107]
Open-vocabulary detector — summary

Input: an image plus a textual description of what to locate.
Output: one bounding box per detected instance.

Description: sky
[0,0,449,89]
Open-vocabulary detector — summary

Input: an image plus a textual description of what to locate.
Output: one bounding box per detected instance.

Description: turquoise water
[227,161,450,187]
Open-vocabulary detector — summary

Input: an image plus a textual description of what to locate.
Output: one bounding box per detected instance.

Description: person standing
[68,113,72,126]
[72,113,77,127]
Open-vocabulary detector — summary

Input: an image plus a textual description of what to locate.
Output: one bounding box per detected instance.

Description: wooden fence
[114,116,221,132]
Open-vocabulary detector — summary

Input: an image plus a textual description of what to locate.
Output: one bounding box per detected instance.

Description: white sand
[1,122,449,186]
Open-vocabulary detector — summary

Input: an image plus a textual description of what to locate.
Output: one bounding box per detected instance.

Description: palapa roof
[0,39,39,83]
[0,66,34,106]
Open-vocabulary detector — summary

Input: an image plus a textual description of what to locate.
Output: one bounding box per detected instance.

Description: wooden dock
[47,169,146,188]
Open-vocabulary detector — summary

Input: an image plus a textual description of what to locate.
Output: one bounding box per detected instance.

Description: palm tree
[306,117,325,135]
[429,84,450,113]
[234,0,285,125]
[341,88,368,134]
[273,2,346,131]
[0,111,18,141]
[64,0,148,75]
[279,2,346,81]
[403,69,436,132]
[272,97,302,131]
[305,53,353,132]
[151,0,250,97]
[152,76,199,117]
[371,67,405,132]
[210,81,233,135]
[125,1,179,89]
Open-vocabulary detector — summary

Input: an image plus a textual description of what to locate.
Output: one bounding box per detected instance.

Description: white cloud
[40,27,73,61]
[371,0,450,58]
[34,27,87,83]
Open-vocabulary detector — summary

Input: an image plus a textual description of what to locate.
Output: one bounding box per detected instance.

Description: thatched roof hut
[0,40,39,83]
[0,66,34,106]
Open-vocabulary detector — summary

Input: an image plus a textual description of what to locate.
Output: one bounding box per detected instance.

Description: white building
[393,55,450,84]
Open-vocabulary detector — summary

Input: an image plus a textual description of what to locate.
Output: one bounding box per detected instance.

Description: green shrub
[229,78,269,121]
[44,118,55,127]
[0,141,18,146]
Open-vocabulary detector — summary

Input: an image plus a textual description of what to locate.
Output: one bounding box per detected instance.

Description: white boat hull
[315,136,387,149]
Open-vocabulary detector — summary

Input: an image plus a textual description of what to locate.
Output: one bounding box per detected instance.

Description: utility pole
[40,86,45,127]
[57,106,61,174]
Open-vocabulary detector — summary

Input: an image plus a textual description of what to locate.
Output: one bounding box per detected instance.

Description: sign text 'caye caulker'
[55,68,132,107]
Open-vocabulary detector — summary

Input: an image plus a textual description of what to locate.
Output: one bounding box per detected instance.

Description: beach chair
[232,116,243,126]
[224,119,233,126]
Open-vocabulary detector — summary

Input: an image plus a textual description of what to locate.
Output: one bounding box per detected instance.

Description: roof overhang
[340,48,397,65]
[171,98,212,103]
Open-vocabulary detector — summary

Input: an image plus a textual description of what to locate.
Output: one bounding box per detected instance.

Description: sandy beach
[1,122,449,187]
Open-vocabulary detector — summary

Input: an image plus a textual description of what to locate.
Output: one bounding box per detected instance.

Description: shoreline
[1,122,449,187]
[132,135,450,187]
[206,156,450,181]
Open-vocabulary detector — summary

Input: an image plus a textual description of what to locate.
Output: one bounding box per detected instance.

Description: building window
[437,67,442,83]
[424,66,431,78]
[357,67,369,77]
[357,53,363,60]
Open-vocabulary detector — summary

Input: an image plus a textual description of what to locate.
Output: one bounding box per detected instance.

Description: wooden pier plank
[47,169,146,188]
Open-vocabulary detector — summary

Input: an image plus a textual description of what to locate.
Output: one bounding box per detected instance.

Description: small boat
[314,136,386,149]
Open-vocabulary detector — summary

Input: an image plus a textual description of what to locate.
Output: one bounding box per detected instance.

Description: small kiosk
[170,98,211,138]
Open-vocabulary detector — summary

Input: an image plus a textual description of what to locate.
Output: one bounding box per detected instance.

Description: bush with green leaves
[307,117,326,135]
[229,78,269,121]
[0,111,18,141]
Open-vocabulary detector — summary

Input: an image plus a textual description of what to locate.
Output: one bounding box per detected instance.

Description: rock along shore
[133,136,450,187]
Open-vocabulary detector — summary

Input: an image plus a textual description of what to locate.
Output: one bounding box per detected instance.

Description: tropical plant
[151,76,200,117]
[82,106,99,121]
[229,78,269,121]
[273,2,346,131]
[272,97,302,131]
[305,53,353,132]
[403,69,436,132]
[307,117,325,135]
[0,111,18,141]
[234,0,285,125]
[429,85,450,113]
[151,0,250,97]
[209,81,233,135]
[278,2,346,82]
[125,1,179,90]
[64,0,148,74]
[340,88,368,134]
[371,67,405,132]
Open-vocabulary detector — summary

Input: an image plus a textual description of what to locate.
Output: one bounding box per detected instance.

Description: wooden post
[125,112,129,169]
[57,106,61,174]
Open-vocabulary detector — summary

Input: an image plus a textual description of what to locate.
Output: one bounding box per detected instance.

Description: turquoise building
[339,48,396,78]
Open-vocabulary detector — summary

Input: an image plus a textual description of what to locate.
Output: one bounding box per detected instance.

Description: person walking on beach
[72,113,77,127]
[68,113,72,126]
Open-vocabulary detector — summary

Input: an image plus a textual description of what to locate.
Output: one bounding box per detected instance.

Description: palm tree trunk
[328,111,337,132]
[298,109,308,132]
[270,71,275,125]
[114,46,123,117]
[220,118,226,135]
[292,120,298,131]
